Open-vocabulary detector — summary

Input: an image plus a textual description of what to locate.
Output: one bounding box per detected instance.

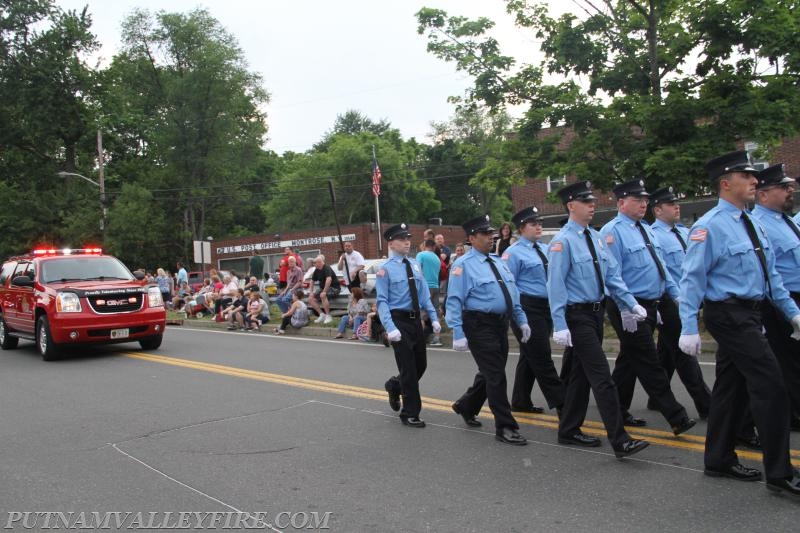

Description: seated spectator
[187,291,216,318]
[243,291,270,331]
[215,275,239,319]
[223,289,249,330]
[244,276,260,293]
[276,255,304,312]
[355,302,387,345]
[308,254,340,324]
[274,289,310,335]
[172,281,192,311]
[335,287,370,339]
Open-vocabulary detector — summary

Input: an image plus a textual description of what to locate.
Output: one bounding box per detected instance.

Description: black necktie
[635,221,667,280]
[402,257,420,316]
[781,213,800,242]
[486,257,513,316]
[533,241,548,274]
[671,227,687,252]
[741,212,770,294]
[583,229,605,298]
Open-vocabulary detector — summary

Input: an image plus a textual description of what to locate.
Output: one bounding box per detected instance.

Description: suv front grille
[87,293,144,314]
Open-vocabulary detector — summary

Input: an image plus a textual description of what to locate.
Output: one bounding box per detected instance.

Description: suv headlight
[56,292,82,313]
[147,287,164,308]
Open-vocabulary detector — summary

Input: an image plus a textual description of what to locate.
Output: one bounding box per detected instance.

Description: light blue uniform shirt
[752,204,800,292]
[446,247,527,341]
[600,213,679,300]
[794,212,800,226]
[547,219,639,332]
[501,236,548,298]
[679,199,800,335]
[650,219,689,284]
[415,250,441,289]
[375,253,437,334]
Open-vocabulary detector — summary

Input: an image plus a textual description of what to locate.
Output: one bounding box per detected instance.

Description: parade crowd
[375,150,800,500]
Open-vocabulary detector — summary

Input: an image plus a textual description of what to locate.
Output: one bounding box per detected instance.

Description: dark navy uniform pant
[559,303,629,447]
[607,298,689,427]
[703,300,792,480]
[510,295,564,410]
[385,312,427,419]
[455,311,518,432]
[762,299,800,421]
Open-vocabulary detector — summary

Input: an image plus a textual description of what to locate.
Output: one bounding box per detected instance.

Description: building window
[744,142,769,170]
[546,175,567,193]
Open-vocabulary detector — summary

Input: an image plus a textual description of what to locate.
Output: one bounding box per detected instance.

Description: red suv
[0,248,167,360]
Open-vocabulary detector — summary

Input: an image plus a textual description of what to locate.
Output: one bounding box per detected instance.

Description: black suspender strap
[635,221,667,280]
[401,257,421,316]
[583,230,605,299]
[486,257,513,316]
[741,212,771,298]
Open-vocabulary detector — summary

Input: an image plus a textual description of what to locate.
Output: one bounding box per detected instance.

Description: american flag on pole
[371,154,382,197]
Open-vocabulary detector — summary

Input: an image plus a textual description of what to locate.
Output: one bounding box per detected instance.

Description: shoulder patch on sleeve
[377,269,386,277]
[605,234,614,245]
[550,241,563,252]
[501,253,510,261]
[452,266,463,276]
[689,229,707,242]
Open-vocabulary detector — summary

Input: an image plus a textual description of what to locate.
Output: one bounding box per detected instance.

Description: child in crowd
[244,291,270,331]
[274,289,310,335]
[334,287,370,339]
[224,289,249,330]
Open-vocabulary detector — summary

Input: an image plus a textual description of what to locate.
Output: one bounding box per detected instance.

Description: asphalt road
[1,326,799,532]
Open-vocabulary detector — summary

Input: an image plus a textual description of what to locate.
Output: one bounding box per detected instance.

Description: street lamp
[57,171,106,238]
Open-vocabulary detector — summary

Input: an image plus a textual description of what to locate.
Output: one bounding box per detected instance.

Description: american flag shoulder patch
[452,266,463,276]
[377,269,386,277]
[605,234,614,244]
[501,253,510,260]
[690,229,707,242]
[550,241,563,252]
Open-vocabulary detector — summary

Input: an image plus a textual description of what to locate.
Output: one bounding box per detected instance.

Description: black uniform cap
[383,223,412,241]
[556,181,596,204]
[649,186,678,206]
[512,206,541,228]
[612,178,649,199]
[704,150,759,181]
[756,163,794,189]
[462,214,496,235]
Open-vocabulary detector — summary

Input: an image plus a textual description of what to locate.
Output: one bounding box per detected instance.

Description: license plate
[110,328,129,339]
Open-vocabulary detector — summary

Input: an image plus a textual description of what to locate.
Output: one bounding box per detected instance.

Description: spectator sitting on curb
[187,290,216,318]
[172,281,192,311]
[334,287,369,339]
[243,291,270,331]
[224,289,249,330]
[275,289,310,335]
[215,275,239,319]
[355,302,389,346]
[276,256,304,312]
[308,255,340,324]
[244,276,260,293]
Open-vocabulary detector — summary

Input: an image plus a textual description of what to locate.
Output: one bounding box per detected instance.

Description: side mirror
[132,270,145,281]
[11,276,34,287]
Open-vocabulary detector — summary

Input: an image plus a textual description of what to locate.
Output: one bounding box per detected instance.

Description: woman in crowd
[494,222,516,255]
[172,281,192,311]
[274,289,310,335]
[155,268,172,307]
[223,288,249,330]
[243,291,270,331]
[334,287,370,339]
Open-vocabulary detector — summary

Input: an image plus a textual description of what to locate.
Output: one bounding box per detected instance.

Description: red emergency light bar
[32,248,103,255]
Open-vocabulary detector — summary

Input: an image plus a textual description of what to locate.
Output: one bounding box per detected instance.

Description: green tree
[417,1,800,193]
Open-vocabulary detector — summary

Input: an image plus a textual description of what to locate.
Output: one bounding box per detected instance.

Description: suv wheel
[37,316,59,361]
[0,317,19,350]
[139,334,163,350]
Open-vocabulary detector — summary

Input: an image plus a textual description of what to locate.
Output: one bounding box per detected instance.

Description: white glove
[790,316,800,341]
[620,311,638,333]
[432,321,442,334]
[453,337,469,351]
[656,311,663,325]
[520,324,531,343]
[553,329,572,347]
[386,329,402,343]
[679,334,702,356]
[631,304,648,321]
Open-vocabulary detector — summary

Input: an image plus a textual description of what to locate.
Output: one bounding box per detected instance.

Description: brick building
[511,133,800,228]
[210,222,464,276]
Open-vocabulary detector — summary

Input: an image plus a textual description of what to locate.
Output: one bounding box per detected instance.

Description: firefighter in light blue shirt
[678,150,800,495]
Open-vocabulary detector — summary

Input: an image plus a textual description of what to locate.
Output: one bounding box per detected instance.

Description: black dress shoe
[400,416,426,428]
[384,382,401,412]
[736,434,762,450]
[704,463,762,481]
[766,472,800,498]
[452,402,482,427]
[511,404,545,414]
[672,417,696,436]
[495,428,527,446]
[558,433,601,447]
[623,414,647,427]
[613,439,649,458]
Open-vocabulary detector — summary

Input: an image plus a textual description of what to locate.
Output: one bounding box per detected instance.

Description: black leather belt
[463,310,509,321]
[635,296,662,308]
[707,297,764,311]
[520,294,549,306]
[567,300,605,312]
[391,310,418,320]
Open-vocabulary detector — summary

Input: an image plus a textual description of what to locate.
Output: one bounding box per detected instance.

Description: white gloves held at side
[620,311,638,333]
[432,321,442,334]
[553,329,572,347]
[453,337,469,352]
[520,324,531,343]
[679,334,701,357]
[631,304,648,321]
[386,329,402,343]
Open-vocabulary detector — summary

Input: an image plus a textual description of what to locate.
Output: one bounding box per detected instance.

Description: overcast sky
[54,1,574,153]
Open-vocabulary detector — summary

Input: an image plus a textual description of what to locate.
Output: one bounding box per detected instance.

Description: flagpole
[373,145,383,257]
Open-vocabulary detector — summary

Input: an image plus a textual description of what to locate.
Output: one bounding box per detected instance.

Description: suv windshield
[40,257,134,284]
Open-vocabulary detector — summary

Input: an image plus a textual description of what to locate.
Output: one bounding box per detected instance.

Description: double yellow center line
[123,351,800,465]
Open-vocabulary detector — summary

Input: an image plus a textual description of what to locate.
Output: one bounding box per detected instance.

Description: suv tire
[0,316,19,350]
[37,315,59,361]
[139,334,163,350]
